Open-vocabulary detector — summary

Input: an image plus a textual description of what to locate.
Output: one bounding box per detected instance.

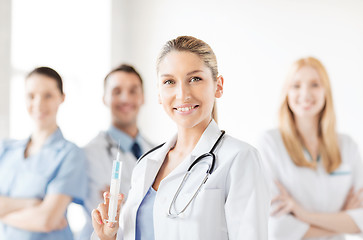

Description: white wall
[112,0,363,154]
[9,0,112,146]
[0,0,11,139]
[9,0,363,152]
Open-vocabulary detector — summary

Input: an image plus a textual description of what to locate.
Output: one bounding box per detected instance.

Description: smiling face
[25,73,64,129]
[103,71,144,129]
[287,66,326,119]
[157,51,223,130]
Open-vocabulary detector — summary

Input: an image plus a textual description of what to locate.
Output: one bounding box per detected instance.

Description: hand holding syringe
[91,142,124,238]
[91,191,123,238]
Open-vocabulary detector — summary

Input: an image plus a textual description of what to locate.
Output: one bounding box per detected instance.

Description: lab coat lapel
[191,120,222,159]
[139,135,177,197]
[160,120,223,183]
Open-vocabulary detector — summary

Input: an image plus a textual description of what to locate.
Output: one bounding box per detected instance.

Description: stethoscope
[167,130,225,218]
[105,133,120,158]
[138,130,226,218]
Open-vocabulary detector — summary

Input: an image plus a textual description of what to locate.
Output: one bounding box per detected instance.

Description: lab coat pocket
[179,188,228,240]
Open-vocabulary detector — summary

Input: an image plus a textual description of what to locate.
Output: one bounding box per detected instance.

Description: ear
[102,94,108,107]
[215,75,224,98]
[60,94,65,103]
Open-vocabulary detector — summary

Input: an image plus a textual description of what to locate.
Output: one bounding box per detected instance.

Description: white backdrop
[114,0,363,152]
[8,0,363,238]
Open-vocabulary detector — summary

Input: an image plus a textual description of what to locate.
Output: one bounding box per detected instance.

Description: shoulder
[218,134,262,169]
[1,138,21,149]
[0,138,26,154]
[55,137,86,165]
[258,128,282,145]
[221,134,257,155]
[337,133,361,159]
[83,132,109,158]
[337,133,357,147]
[84,132,107,149]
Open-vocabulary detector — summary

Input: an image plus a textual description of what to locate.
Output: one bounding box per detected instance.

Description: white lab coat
[92,120,270,240]
[257,129,363,240]
[82,131,153,239]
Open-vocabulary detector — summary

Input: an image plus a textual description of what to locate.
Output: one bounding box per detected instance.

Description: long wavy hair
[279,57,341,173]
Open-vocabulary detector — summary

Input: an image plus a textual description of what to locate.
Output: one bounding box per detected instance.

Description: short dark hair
[27,67,64,95]
[104,64,143,91]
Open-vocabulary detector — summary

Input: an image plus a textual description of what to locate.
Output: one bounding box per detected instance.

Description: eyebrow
[160,70,204,78]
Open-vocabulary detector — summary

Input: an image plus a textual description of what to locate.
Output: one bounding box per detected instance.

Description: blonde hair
[157,36,218,122]
[279,57,341,173]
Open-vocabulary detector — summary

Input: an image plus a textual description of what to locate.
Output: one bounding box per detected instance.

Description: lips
[299,102,315,109]
[173,104,199,113]
[32,112,48,119]
[116,104,135,113]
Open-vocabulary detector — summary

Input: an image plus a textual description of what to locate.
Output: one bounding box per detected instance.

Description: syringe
[107,143,123,223]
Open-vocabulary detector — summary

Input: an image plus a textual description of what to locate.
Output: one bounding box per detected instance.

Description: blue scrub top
[0,128,88,240]
[135,186,156,240]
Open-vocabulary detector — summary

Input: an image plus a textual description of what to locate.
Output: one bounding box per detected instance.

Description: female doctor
[91,36,270,240]
[257,57,363,239]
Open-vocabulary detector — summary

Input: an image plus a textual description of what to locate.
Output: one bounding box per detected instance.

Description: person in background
[0,67,87,240]
[79,64,153,240]
[91,36,270,240]
[258,57,363,240]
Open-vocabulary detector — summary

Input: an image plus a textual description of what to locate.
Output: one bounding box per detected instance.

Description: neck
[32,124,58,146]
[173,118,212,155]
[295,116,320,146]
[112,122,138,139]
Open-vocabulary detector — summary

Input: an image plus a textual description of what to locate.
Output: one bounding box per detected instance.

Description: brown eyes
[163,80,174,85]
[26,93,53,100]
[291,83,320,89]
[190,77,202,82]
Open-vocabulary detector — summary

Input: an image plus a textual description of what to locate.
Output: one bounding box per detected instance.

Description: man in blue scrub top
[79,64,153,240]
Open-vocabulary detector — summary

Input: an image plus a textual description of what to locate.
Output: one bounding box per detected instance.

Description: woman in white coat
[258,57,363,239]
[91,36,270,240]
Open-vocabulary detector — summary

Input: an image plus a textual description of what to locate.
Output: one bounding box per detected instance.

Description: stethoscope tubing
[167,130,225,218]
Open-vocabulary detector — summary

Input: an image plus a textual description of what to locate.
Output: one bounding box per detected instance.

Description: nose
[118,91,132,102]
[32,95,45,110]
[300,84,312,100]
[176,82,191,101]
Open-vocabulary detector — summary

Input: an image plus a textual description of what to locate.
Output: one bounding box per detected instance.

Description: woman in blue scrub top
[0,67,87,240]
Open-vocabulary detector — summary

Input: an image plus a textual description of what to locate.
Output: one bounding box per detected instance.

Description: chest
[0,147,64,198]
[123,156,230,240]
[278,160,353,211]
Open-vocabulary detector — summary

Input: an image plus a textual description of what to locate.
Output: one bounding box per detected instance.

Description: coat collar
[190,120,222,158]
[145,120,222,163]
[137,120,223,199]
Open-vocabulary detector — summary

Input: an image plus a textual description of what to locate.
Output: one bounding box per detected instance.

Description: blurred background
[1,0,362,238]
